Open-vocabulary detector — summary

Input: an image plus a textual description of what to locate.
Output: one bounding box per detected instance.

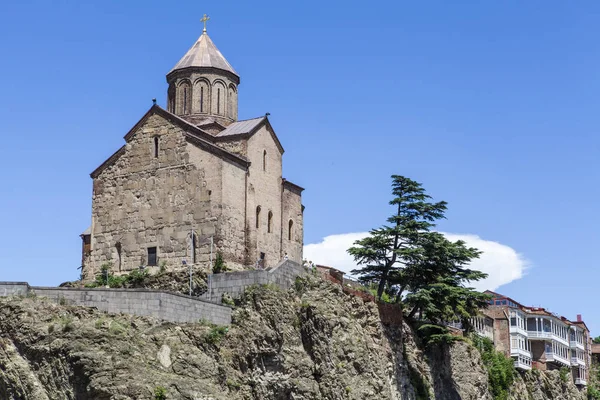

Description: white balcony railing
[527,331,553,340]
[575,378,587,386]
[510,326,528,337]
[511,348,532,358]
[570,341,585,350]
[514,359,532,370]
[546,352,570,367]
[527,331,569,346]
[571,357,585,366]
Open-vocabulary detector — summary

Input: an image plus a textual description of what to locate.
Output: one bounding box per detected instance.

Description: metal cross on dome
[201,14,210,33]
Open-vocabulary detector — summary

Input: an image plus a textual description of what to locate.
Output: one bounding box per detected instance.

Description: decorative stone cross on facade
[201,14,210,33]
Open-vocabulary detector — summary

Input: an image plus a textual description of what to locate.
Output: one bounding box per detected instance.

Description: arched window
[263,150,267,171]
[200,87,204,113]
[183,87,188,114]
[267,211,273,233]
[217,88,221,115]
[154,136,159,158]
[288,220,293,240]
[255,206,261,229]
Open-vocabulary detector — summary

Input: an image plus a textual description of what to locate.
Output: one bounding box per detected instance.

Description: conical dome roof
[169,32,238,77]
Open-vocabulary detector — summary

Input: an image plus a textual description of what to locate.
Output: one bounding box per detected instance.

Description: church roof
[169,32,238,77]
[217,117,265,137]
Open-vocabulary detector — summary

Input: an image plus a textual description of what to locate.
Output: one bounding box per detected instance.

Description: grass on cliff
[471,334,516,400]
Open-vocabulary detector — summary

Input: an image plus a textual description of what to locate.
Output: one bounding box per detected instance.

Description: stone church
[81,21,304,280]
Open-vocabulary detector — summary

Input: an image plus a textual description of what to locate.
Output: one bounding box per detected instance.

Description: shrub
[221,293,235,306]
[471,334,516,400]
[205,325,228,344]
[559,366,570,383]
[153,386,167,400]
[213,252,228,274]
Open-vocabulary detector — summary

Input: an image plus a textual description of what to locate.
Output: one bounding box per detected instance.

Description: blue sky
[1,1,599,332]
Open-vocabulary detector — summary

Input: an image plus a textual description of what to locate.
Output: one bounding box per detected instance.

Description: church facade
[81,22,304,280]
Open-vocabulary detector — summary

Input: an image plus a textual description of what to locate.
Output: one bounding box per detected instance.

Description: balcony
[510,326,528,337]
[575,378,587,386]
[514,358,532,370]
[527,330,553,340]
[569,340,585,350]
[571,357,585,366]
[511,348,532,359]
[546,351,570,367]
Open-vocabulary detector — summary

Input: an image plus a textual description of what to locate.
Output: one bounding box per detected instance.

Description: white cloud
[303,232,528,291]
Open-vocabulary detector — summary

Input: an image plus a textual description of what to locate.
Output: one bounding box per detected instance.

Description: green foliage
[221,293,235,306]
[153,386,167,400]
[559,366,570,383]
[416,324,465,347]
[348,175,488,325]
[593,336,600,345]
[108,320,128,335]
[159,260,168,274]
[58,296,67,306]
[205,325,229,344]
[213,252,228,274]
[471,334,516,400]
[88,266,150,289]
[588,385,600,400]
[226,380,241,390]
[60,316,74,332]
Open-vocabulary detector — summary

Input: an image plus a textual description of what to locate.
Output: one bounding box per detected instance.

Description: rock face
[0,279,588,399]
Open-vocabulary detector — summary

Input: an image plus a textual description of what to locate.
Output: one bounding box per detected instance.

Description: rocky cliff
[0,277,587,399]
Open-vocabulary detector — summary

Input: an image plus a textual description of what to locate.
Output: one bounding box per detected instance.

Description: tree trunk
[407,305,419,319]
[377,270,388,300]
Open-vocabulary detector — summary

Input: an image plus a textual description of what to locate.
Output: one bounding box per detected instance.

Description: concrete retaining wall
[0,282,29,297]
[0,282,231,325]
[201,260,306,302]
[0,260,305,326]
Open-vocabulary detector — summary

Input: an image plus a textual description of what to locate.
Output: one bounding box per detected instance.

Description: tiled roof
[217,117,265,137]
[170,33,238,77]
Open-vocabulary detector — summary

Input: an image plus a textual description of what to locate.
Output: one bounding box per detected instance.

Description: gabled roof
[169,32,238,77]
[217,117,265,137]
[214,116,284,154]
[91,105,249,179]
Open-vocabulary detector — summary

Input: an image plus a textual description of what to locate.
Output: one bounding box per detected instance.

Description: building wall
[187,141,247,270]
[245,126,285,268]
[87,114,222,279]
[281,184,303,263]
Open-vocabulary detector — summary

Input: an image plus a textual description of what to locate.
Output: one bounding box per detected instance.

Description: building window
[147,247,157,266]
[183,87,188,114]
[256,206,261,229]
[191,231,196,264]
[288,220,293,240]
[218,89,221,114]
[267,211,273,233]
[200,87,204,113]
[263,150,267,171]
[154,136,159,158]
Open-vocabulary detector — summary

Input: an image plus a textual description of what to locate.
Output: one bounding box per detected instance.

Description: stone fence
[0,261,306,326]
[0,282,231,326]
[201,260,306,303]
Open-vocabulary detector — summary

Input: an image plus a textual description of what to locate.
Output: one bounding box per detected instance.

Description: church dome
[169,32,239,80]
[166,16,239,128]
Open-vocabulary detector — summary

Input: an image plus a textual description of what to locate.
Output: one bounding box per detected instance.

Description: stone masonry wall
[245,126,286,268]
[0,283,231,326]
[88,113,226,279]
[281,184,303,263]
[201,260,305,303]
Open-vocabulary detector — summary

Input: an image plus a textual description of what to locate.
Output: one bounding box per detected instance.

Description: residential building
[471,291,590,386]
